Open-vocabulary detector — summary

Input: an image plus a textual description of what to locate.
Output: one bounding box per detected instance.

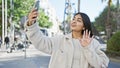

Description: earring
[83,28,85,30]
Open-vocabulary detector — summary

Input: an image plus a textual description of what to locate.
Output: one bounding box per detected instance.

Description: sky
[49,0,108,22]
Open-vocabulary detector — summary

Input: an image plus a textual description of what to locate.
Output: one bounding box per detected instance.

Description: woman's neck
[72,31,82,39]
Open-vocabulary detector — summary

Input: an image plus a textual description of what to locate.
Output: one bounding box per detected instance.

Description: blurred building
[40,0,63,37]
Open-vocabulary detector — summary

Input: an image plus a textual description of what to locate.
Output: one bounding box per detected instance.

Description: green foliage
[0,0,34,36]
[93,5,117,32]
[38,9,53,28]
[8,0,34,23]
[107,31,120,56]
[0,0,53,37]
[10,0,53,28]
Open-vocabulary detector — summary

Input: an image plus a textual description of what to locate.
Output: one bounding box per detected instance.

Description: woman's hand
[79,30,94,47]
[27,8,38,26]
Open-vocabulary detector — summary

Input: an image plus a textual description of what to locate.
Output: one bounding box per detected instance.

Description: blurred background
[0,0,120,68]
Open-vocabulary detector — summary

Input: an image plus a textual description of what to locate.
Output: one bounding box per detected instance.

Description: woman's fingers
[85,30,88,38]
[83,30,91,39]
[29,11,38,19]
[91,35,94,40]
[27,8,38,26]
[89,35,94,42]
[88,31,91,38]
[83,30,85,39]
[84,29,88,38]
[31,8,37,13]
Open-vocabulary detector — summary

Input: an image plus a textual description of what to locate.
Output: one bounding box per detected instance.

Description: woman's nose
[72,20,76,23]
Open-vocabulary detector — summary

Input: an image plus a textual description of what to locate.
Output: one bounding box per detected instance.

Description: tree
[12,0,53,28]
[38,9,53,28]
[0,0,35,37]
[0,0,53,37]
[101,0,112,39]
[111,0,120,32]
[93,5,117,35]
[7,0,35,24]
[107,31,120,56]
[116,0,120,31]
[8,0,53,28]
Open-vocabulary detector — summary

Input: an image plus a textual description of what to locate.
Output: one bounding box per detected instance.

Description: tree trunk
[116,0,120,31]
[106,0,112,40]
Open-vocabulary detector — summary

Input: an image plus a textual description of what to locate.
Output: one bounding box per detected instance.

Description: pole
[5,0,7,37]
[64,0,71,34]
[20,16,27,59]
[63,0,66,34]
[9,0,15,49]
[2,0,5,46]
[78,0,80,12]
[24,35,27,59]
[63,7,66,34]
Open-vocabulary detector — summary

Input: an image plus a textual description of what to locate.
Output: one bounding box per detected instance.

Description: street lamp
[78,0,80,12]
[63,0,76,34]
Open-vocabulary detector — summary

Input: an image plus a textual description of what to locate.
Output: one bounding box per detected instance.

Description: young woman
[24,8,109,68]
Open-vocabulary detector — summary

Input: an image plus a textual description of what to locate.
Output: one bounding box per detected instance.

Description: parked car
[94,36,107,51]
[40,28,48,36]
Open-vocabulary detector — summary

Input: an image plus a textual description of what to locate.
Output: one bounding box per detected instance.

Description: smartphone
[32,0,40,19]
[34,0,40,11]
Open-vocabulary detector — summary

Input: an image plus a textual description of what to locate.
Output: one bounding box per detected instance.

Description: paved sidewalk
[1,45,120,68]
[0,45,50,68]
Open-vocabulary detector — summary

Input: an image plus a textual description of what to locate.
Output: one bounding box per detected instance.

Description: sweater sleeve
[24,22,58,55]
[82,39,109,68]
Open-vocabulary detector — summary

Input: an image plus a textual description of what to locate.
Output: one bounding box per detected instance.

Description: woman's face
[70,14,84,32]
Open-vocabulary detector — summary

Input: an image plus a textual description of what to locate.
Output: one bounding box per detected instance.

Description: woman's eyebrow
[77,18,82,20]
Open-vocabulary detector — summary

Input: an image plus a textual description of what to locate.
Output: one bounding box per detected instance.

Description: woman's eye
[77,20,81,22]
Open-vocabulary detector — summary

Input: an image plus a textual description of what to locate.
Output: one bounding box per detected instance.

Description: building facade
[40,0,63,37]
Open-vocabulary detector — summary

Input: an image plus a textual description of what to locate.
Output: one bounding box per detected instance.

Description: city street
[0,45,50,68]
[0,45,120,68]
[0,0,120,68]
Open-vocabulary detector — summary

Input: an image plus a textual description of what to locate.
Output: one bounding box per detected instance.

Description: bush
[107,31,120,56]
